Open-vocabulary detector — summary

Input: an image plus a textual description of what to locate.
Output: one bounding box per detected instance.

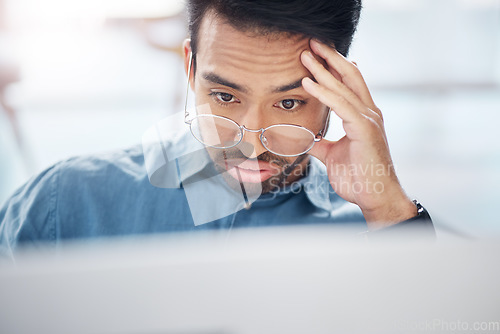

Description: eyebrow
[202,72,248,93]
[202,72,305,94]
[271,79,304,93]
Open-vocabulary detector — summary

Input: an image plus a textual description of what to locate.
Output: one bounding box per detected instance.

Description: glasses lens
[190,115,242,148]
[262,125,315,156]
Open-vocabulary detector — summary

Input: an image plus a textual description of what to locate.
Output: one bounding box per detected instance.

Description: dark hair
[187,0,362,60]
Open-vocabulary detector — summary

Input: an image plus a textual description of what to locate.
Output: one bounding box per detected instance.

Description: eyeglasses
[184,52,330,157]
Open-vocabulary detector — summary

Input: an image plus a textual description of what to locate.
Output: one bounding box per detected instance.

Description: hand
[300,39,416,229]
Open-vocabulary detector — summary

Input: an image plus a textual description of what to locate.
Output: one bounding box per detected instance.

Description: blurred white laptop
[0,226,498,334]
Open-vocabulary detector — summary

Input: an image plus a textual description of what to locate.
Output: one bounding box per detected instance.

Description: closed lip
[222,158,280,173]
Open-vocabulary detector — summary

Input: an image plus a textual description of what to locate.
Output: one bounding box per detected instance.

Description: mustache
[213,147,291,168]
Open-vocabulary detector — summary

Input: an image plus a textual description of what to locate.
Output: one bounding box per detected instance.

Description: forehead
[195,12,311,86]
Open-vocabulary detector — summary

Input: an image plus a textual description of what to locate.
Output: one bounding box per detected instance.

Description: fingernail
[302,77,314,88]
[303,50,314,60]
[311,39,322,48]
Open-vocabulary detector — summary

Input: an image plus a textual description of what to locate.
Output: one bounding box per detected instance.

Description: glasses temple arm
[316,108,331,140]
[184,52,193,123]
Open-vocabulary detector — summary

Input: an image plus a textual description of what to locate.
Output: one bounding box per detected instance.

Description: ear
[182,39,195,90]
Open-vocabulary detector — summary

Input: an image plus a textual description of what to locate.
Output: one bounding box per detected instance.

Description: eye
[276,99,303,111]
[210,92,238,104]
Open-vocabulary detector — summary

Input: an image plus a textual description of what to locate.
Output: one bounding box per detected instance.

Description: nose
[239,127,266,159]
[237,108,268,159]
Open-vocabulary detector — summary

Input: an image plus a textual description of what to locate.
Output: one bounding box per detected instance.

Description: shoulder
[62,145,145,174]
[51,145,161,220]
[56,145,147,185]
[8,145,148,202]
[0,145,151,253]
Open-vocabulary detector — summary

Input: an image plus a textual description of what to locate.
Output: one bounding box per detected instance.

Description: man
[0,0,433,256]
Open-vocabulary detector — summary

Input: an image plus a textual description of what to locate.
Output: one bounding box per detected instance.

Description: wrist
[362,196,417,230]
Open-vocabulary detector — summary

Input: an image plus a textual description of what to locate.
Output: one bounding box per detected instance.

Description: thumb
[308,138,337,165]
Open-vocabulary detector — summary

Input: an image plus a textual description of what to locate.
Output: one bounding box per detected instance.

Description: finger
[308,137,338,166]
[301,50,346,95]
[302,76,362,125]
[301,53,380,121]
[310,39,376,110]
[303,77,383,139]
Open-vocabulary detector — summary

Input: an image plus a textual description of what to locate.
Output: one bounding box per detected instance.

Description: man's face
[184,12,328,194]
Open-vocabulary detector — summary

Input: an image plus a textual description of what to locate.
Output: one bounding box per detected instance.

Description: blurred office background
[0,0,499,237]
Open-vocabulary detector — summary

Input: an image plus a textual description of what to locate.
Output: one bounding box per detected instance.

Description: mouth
[221,159,281,183]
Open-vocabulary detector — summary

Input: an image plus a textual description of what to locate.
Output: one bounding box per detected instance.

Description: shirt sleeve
[0,163,61,258]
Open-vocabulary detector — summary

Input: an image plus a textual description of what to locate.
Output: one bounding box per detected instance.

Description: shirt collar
[163,129,211,185]
[301,157,334,212]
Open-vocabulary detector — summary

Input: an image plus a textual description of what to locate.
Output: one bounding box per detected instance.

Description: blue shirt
[0,130,365,256]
